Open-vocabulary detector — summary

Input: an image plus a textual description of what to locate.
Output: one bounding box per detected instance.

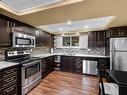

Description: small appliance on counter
[5,48,41,95]
[12,32,35,47]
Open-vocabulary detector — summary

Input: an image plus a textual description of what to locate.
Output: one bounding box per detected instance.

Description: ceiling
[0,0,127,34]
[1,0,63,10]
[41,16,115,34]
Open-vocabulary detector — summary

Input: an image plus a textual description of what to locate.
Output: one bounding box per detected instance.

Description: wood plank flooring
[27,71,99,95]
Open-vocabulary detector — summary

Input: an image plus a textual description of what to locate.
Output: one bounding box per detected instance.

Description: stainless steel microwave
[12,32,35,47]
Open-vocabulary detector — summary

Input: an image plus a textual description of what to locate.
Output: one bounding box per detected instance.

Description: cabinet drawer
[3,85,16,95]
[3,68,17,77]
[3,75,16,88]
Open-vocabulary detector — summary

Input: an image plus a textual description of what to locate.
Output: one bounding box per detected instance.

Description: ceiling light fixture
[67,21,72,25]
[84,25,88,28]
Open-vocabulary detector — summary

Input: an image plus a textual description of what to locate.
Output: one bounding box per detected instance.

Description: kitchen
[0,0,127,95]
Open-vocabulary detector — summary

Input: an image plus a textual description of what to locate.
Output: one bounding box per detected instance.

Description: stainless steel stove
[5,48,42,95]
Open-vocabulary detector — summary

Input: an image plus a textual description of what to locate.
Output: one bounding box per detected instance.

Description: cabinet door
[88,31,96,47]
[60,56,73,72]
[73,57,82,74]
[106,27,127,38]
[0,18,11,46]
[96,31,105,47]
[40,31,46,46]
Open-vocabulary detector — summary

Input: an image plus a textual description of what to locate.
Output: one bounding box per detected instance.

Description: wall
[54,33,88,49]
[54,33,105,56]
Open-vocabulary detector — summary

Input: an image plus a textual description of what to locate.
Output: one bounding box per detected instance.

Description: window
[71,36,79,46]
[62,36,79,47]
[63,37,70,46]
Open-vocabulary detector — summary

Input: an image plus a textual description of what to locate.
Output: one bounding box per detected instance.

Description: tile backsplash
[31,47,51,56]
[0,48,7,61]
[53,47,105,56]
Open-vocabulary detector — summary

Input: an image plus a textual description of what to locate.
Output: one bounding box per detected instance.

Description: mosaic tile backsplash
[31,47,51,56]
[0,48,7,61]
[53,47,105,56]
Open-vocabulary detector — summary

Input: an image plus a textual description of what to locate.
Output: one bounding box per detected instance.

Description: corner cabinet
[88,30,106,47]
[41,56,55,78]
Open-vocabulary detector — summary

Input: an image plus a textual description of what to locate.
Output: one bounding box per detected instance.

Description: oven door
[22,60,41,86]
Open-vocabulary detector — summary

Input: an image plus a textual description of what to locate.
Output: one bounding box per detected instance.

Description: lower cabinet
[0,65,18,95]
[41,56,55,78]
[60,56,82,74]
[60,55,110,75]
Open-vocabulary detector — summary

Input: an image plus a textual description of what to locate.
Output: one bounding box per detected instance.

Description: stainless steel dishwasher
[83,60,98,75]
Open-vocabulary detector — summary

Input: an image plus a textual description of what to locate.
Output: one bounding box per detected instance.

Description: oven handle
[22,60,41,67]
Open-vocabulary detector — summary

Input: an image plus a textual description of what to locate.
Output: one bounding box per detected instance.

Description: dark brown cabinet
[0,14,54,48]
[41,56,54,78]
[106,26,127,38]
[60,56,82,74]
[60,55,109,75]
[35,29,54,47]
[88,30,106,47]
[73,57,82,74]
[60,56,73,72]
[0,18,11,47]
[0,65,18,95]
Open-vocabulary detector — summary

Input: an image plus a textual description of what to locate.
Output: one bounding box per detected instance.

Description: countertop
[0,61,19,70]
[31,53,109,58]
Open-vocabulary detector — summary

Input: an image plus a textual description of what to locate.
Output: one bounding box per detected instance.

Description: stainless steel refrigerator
[110,37,127,71]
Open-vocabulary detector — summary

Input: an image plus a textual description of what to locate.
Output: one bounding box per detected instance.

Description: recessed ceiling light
[84,25,88,28]
[59,27,63,31]
[67,21,72,25]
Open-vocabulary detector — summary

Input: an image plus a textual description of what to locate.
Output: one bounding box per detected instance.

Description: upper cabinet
[88,30,106,47]
[106,26,127,38]
[35,29,54,47]
[0,14,53,47]
[0,18,11,47]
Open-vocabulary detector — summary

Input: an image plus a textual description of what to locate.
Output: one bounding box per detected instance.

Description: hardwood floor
[27,71,99,95]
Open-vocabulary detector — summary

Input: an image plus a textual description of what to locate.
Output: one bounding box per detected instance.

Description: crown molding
[0,0,84,16]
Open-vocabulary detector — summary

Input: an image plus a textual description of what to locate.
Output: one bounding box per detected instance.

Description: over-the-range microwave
[12,32,35,47]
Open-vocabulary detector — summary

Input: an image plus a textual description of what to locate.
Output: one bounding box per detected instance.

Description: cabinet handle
[4,85,15,92]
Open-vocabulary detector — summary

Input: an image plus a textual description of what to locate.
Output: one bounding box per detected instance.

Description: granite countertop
[0,61,19,70]
[31,53,109,58]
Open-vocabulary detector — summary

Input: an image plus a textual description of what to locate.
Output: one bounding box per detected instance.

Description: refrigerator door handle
[112,39,115,70]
